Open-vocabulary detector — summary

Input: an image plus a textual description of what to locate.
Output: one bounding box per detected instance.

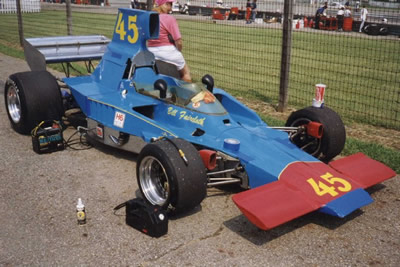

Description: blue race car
[4,9,396,230]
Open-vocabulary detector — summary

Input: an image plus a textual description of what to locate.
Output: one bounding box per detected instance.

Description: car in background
[172,2,180,13]
[328,1,345,9]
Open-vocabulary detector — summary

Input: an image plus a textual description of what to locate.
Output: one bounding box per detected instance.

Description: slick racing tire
[4,71,64,134]
[137,138,207,213]
[285,106,346,163]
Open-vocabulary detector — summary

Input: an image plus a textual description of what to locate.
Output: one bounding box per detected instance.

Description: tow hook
[109,132,129,146]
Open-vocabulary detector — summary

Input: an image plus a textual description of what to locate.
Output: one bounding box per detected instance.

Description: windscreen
[135,80,227,115]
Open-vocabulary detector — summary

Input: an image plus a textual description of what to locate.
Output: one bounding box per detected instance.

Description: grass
[179,19,400,129]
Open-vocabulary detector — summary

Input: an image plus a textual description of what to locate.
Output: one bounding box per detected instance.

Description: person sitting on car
[147,0,192,82]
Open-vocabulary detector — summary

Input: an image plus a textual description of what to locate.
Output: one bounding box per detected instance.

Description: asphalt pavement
[0,53,399,266]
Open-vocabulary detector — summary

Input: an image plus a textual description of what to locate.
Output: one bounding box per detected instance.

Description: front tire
[4,71,64,134]
[137,138,207,213]
[285,106,346,162]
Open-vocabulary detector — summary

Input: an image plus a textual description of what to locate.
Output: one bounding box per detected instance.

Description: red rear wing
[233,153,396,230]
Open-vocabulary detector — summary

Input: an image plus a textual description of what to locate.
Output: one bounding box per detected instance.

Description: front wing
[232,153,396,230]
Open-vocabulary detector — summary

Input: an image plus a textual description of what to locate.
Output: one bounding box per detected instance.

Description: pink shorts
[148,45,186,71]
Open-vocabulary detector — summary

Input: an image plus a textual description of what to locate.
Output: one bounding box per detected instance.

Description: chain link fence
[0,1,399,129]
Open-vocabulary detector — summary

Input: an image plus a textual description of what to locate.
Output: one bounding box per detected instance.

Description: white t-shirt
[361,8,368,21]
[344,9,351,17]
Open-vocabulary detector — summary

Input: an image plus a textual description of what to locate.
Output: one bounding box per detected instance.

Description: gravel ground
[0,53,399,266]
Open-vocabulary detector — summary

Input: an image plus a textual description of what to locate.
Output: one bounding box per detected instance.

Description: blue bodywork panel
[319,188,373,217]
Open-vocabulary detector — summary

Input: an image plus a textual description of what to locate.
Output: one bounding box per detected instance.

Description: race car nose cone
[224,138,240,151]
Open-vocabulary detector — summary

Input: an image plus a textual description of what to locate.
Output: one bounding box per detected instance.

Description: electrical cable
[63,127,93,151]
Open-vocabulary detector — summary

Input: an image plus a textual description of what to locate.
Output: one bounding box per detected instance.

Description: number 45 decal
[307,172,352,197]
[115,13,138,44]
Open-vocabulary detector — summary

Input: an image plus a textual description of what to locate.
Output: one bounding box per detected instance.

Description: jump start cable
[63,127,93,150]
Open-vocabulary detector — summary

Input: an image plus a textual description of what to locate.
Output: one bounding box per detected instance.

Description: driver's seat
[155,60,180,79]
[129,50,180,80]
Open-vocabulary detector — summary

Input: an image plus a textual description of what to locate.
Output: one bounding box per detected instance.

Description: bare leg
[179,64,192,83]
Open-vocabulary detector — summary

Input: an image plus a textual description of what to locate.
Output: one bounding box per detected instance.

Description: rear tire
[4,71,64,134]
[137,138,207,213]
[286,106,346,163]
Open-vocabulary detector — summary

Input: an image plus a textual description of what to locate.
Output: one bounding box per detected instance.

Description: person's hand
[175,39,183,51]
[204,91,215,104]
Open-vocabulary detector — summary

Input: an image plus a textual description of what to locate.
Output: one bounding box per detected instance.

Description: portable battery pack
[31,121,64,154]
[124,198,168,238]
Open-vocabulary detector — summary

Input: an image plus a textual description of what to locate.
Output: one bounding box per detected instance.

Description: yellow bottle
[76,198,86,225]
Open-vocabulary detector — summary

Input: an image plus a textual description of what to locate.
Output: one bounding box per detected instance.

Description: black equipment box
[124,198,168,238]
[32,121,64,154]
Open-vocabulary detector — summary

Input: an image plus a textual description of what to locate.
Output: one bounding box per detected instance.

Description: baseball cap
[156,0,175,6]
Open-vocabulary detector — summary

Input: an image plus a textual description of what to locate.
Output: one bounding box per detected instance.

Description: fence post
[146,0,153,11]
[278,0,294,112]
[66,0,73,35]
[16,0,24,47]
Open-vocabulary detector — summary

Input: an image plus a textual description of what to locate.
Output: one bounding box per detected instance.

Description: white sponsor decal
[114,111,126,128]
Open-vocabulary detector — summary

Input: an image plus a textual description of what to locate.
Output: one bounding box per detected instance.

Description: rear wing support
[23,35,110,77]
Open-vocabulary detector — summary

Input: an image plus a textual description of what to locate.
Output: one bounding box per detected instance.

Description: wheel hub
[290,118,321,157]
[139,156,170,207]
[7,83,22,124]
